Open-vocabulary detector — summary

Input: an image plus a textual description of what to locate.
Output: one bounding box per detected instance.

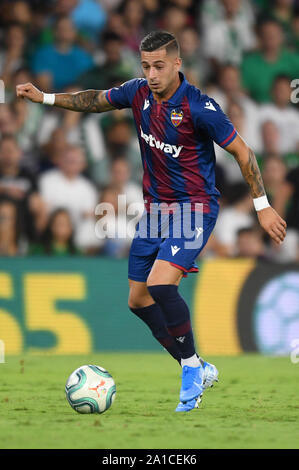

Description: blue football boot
[202,361,219,390]
[179,365,204,403]
[175,395,202,412]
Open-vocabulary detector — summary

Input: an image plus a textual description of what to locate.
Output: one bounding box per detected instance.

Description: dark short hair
[13,66,31,78]
[272,74,291,86]
[102,31,122,44]
[236,227,256,238]
[43,208,77,255]
[224,182,250,205]
[257,17,282,35]
[55,14,73,27]
[0,133,18,147]
[140,30,179,55]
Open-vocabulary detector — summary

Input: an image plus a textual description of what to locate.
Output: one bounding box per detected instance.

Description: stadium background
[0,0,299,358]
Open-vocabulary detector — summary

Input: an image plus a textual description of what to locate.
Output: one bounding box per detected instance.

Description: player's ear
[174,57,182,72]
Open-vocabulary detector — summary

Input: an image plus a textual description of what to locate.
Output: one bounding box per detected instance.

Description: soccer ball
[65,365,116,414]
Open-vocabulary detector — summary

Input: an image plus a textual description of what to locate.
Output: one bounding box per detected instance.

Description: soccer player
[16,31,287,412]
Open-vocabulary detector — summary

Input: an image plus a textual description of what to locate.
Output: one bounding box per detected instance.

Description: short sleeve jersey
[106,72,237,215]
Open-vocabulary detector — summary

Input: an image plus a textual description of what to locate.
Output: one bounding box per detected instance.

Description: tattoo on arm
[235,147,265,198]
[53,90,114,113]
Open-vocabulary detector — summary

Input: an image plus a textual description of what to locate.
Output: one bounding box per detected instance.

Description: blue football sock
[147,284,196,359]
[130,303,182,363]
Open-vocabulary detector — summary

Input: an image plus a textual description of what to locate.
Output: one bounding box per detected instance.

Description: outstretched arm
[224,134,287,245]
[16,82,114,113]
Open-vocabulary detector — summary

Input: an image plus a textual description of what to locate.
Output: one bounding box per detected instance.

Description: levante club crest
[170,109,184,127]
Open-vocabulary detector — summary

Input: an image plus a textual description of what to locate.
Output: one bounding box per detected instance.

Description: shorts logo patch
[171,245,181,256]
[171,109,184,127]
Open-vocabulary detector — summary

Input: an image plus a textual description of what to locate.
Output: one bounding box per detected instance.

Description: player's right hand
[257,206,287,245]
[16,82,43,103]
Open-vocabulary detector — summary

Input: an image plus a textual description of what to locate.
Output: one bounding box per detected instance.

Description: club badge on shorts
[171,109,184,127]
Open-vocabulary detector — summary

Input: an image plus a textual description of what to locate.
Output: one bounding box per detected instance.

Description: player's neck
[153,74,181,104]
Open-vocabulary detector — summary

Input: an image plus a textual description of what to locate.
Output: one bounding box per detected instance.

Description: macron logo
[196,227,203,238]
[177,336,185,343]
[140,126,183,158]
[171,245,181,256]
[204,101,216,111]
[143,99,150,110]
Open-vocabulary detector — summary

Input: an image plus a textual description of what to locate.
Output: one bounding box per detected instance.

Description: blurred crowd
[0,0,298,262]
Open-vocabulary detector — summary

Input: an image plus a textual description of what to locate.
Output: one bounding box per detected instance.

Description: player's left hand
[257,206,287,245]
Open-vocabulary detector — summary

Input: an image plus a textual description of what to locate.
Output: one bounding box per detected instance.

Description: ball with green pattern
[65,365,116,414]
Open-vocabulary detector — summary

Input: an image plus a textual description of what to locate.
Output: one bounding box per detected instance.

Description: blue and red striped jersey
[106,72,237,216]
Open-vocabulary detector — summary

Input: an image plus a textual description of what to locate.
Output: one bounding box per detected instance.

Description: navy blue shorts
[128,205,218,282]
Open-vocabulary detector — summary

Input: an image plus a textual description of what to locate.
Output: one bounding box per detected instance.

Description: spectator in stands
[52,0,77,16]
[0,1,32,27]
[179,26,206,87]
[119,0,145,53]
[28,1,77,55]
[106,10,128,39]
[70,111,142,189]
[100,0,123,11]
[272,165,299,262]
[0,104,18,136]
[209,64,262,150]
[259,75,299,161]
[160,5,189,37]
[11,66,34,95]
[0,99,42,172]
[213,183,255,256]
[215,101,253,184]
[291,13,299,52]
[262,154,287,203]
[10,68,45,167]
[241,19,299,102]
[207,64,240,108]
[203,0,256,73]
[78,31,134,90]
[142,0,161,32]
[105,117,134,160]
[171,0,194,9]
[260,0,296,45]
[36,84,107,180]
[260,120,281,158]
[199,0,255,34]
[39,127,68,171]
[0,134,47,240]
[3,0,298,264]
[103,117,142,185]
[235,226,266,259]
[39,144,100,252]
[107,156,143,207]
[0,198,22,256]
[226,99,255,152]
[31,15,93,91]
[30,208,80,256]
[96,157,143,258]
[37,85,85,147]
[0,23,27,87]
[70,0,107,43]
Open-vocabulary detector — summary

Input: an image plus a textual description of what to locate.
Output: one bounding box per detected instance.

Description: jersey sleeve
[193,94,237,148]
[105,78,144,110]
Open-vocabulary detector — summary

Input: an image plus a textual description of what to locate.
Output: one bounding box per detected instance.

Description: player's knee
[128,300,142,310]
[128,293,151,310]
[147,284,178,304]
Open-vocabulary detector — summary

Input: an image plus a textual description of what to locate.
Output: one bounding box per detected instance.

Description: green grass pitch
[1,353,299,449]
